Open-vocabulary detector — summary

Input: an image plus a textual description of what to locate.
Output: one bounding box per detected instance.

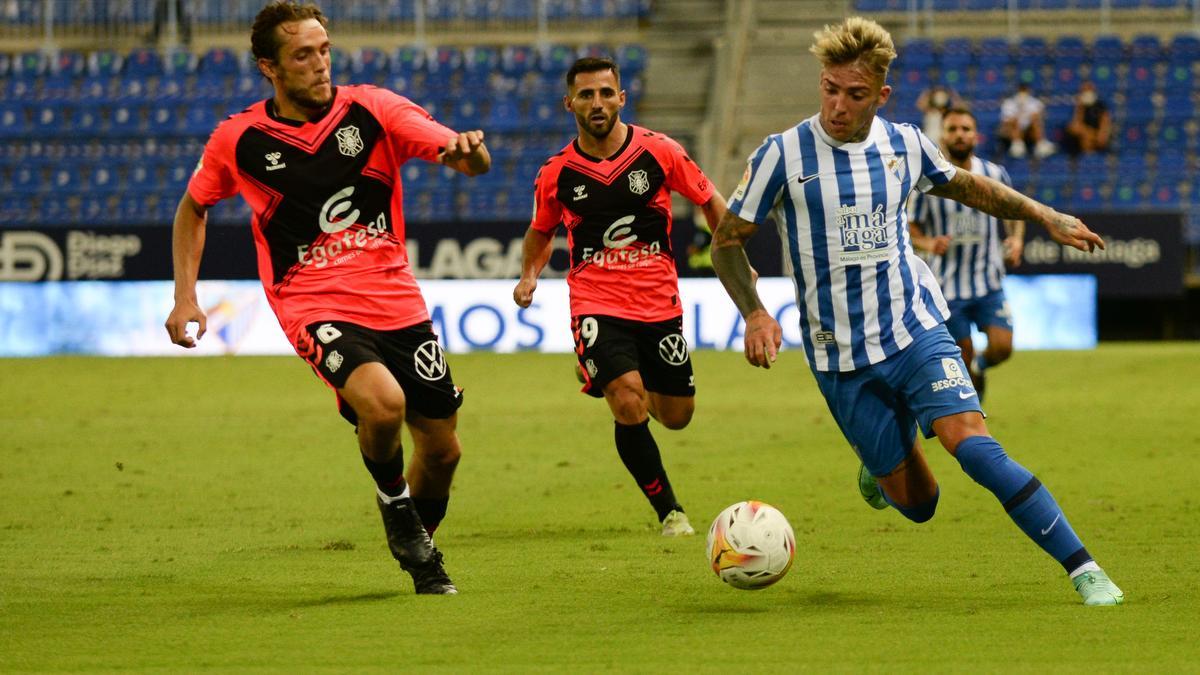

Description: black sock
[614,420,681,521]
[413,497,449,535]
[362,450,407,498]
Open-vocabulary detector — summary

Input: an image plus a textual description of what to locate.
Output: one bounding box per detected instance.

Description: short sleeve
[913,127,957,193]
[529,160,564,234]
[187,124,239,207]
[727,135,788,225]
[657,134,715,206]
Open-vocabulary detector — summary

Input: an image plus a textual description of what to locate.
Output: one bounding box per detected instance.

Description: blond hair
[810,17,897,81]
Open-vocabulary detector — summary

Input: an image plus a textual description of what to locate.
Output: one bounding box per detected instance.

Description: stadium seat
[124,48,164,78]
[353,47,389,80]
[391,46,426,75]
[11,51,49,80]
[198,47,242,78]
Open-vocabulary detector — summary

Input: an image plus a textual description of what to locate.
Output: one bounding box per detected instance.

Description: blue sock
[974,354,989,371]
[881,487,940,523]
[955,436,1092,573]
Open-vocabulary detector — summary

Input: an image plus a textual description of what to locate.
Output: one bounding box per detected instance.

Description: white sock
[376,484,411,504]
[1068,561,1102,579]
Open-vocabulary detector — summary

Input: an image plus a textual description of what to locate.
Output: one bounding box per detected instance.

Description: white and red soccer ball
[706,500,796,590]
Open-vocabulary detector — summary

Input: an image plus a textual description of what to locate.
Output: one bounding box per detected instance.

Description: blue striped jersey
[728,115,957,373]
[908,156,1012,301]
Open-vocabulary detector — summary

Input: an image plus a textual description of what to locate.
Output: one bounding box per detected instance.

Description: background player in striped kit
[909,107,1024,399]
[514,57,727,536]
[710,17,1123,605]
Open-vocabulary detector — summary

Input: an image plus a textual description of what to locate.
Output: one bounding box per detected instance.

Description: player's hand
[743,309,782,369]
[165,299,207,348]
[1003,235,1024,268]
[930,235,951,256]
[1046,212,1105,253]
[441,130,486,165]
[513,277,537,308]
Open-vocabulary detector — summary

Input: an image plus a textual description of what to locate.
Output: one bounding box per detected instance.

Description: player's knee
[657,405,693,430]
[989,342,1013,364]
[608,387,648,424]
[357,391,407,433]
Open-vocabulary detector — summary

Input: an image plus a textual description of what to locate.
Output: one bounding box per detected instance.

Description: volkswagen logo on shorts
[414,340,448,381]
[658,334,689,365]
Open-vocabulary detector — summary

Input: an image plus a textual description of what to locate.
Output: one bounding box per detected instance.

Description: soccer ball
[706,500,796,590]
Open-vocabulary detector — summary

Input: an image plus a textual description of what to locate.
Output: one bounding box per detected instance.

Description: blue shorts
[812,325,983,477]
[944,290,1013,343]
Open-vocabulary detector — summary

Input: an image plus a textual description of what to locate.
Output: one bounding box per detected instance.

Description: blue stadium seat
[164,49,198,76]
[11,51,49,80]
[500,45,537,75]
[89,164,120,193]
[1070,183,1104,211]
[50,50,87,77]
[1091,35,1125,60]
[540,43,577,74]
[498,0,536,20]
[147,104,182,136]
[124,48,164,78]
[31,104,67,135]
[45,165,83,194]
[615,44,647,75]
[107,104,144,135]
[125,163,159,192]
[391,46,426,75]
[1149,183,1180,208]
[353,47,389,80]
[9,165,40,193]
[198,47,243,78]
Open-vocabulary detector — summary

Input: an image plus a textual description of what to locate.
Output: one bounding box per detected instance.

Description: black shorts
[299,320,463,425]
[572,314,695,399]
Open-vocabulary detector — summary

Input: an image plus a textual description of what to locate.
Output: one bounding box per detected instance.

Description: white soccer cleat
[661,509,695,536]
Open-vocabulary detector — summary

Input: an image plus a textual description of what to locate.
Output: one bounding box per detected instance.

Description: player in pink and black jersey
[514,57,727,536]
[164,2,490,594]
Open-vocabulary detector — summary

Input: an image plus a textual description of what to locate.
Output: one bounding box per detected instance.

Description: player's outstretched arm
[927,170,1105,253]
[712,211,781,369]
[440,130,491,176]
[513,227,554,308]
[165,192,209,348]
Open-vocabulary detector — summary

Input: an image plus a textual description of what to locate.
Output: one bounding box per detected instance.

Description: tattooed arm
[927,170,1104,252]
[712,211,782,368]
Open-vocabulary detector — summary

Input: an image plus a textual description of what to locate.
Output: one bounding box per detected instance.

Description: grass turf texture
[2,344,1197,672]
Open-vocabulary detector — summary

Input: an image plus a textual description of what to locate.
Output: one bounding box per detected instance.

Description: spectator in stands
[1062,81,1111,157]
[998,83,1055,159]
[148,0,192,47]
[916,84,962,147]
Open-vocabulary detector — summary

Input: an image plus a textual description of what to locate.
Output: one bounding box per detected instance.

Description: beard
[946,142,974,162]
[286,82,333,112]
[577,110,617,139]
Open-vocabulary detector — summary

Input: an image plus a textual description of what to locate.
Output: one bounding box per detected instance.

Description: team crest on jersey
[883,154,907,184]
[628,169,650,195]
[335,125,364,157]
[265,151,286,171]
[325,350,344,373]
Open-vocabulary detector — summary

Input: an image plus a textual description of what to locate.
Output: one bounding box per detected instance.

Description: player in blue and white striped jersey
[909,108,1025,400]
[712,17,1123,606]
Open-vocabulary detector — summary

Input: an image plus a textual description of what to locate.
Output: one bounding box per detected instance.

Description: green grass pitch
[2,344,1197,672]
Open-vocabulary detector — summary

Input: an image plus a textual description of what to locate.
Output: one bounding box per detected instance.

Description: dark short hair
[251,2,328,62]
[943,106,977,124]
[566,57,620,90]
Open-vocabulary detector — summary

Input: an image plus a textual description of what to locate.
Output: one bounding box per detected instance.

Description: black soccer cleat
[376,496,458,595]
